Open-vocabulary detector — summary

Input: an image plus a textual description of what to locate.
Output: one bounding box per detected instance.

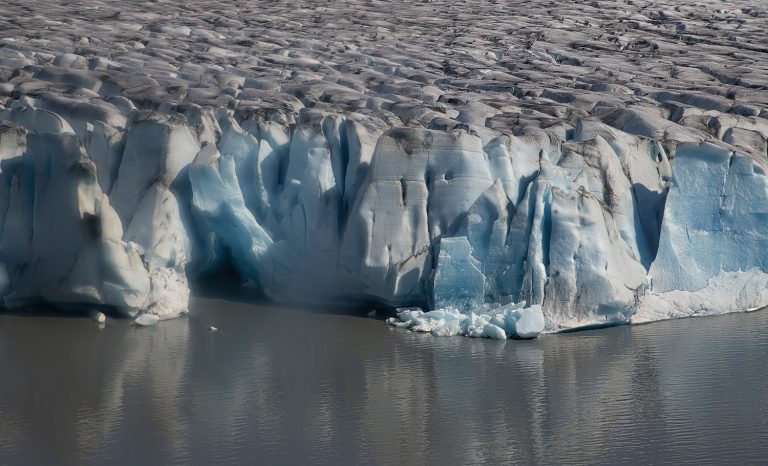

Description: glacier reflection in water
[1,298,768,465]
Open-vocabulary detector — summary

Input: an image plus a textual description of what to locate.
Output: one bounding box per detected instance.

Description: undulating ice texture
[1,132,151,312]
[1,0,768,335]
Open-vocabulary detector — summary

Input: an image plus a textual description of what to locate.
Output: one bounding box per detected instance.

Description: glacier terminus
[1,0,768,339]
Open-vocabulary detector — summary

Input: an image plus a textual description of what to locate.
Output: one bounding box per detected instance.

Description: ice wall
[0,132,150,313]
[636,143,768,322]
[2,0,768,333]
[2,97,768,331]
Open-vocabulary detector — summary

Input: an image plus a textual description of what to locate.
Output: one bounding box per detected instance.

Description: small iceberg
[134,314,160,327]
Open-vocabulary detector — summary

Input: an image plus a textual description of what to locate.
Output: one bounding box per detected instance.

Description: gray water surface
[1,298,767,465]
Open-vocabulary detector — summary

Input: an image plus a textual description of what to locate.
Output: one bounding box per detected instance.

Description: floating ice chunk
[134,313,160,327]
[513,305,545,339]
[482,323,507,340]
[388,302,545,339]
[93,312,106,324]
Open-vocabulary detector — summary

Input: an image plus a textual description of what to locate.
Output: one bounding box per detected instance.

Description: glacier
[1,0,768,338]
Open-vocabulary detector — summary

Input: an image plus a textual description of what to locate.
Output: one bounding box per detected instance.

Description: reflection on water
[1,299,768,465]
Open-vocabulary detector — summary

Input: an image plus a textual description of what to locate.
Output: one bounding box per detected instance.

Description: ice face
[648,143,768,293]
[108,112,199,318]
[635,143,768,322]
[431,237,485,312]
[188,144,273,284]
[0,0,767,334]
[0,133,150,313]
[338,128,434,305]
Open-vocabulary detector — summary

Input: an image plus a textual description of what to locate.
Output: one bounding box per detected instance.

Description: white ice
[387,303,545,340]
[0,0,767,336]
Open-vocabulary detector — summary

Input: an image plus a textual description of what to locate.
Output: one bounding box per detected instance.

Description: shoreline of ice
[1,0,768,336]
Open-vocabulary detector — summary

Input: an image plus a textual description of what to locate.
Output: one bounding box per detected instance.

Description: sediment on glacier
[1,0,768,332]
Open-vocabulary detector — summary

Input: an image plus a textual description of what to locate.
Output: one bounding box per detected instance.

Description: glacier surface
[1,0,768,337]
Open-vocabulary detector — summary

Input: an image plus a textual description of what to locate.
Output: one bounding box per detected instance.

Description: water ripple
[1,302,768,465]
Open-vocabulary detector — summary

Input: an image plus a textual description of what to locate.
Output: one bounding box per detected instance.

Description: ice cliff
[1,0,768,336]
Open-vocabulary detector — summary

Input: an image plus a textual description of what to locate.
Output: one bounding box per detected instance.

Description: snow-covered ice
[1,0,768,336]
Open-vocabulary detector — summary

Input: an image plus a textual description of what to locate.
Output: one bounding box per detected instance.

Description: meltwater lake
[1,298,768,465]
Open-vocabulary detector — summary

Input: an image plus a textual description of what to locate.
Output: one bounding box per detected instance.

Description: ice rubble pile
[388,304,546,340]
[1,0,768,335]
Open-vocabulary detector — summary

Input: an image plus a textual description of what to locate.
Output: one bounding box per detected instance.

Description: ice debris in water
[93,312,106,324]
[134,314,160,327]
[388,303,545,340]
